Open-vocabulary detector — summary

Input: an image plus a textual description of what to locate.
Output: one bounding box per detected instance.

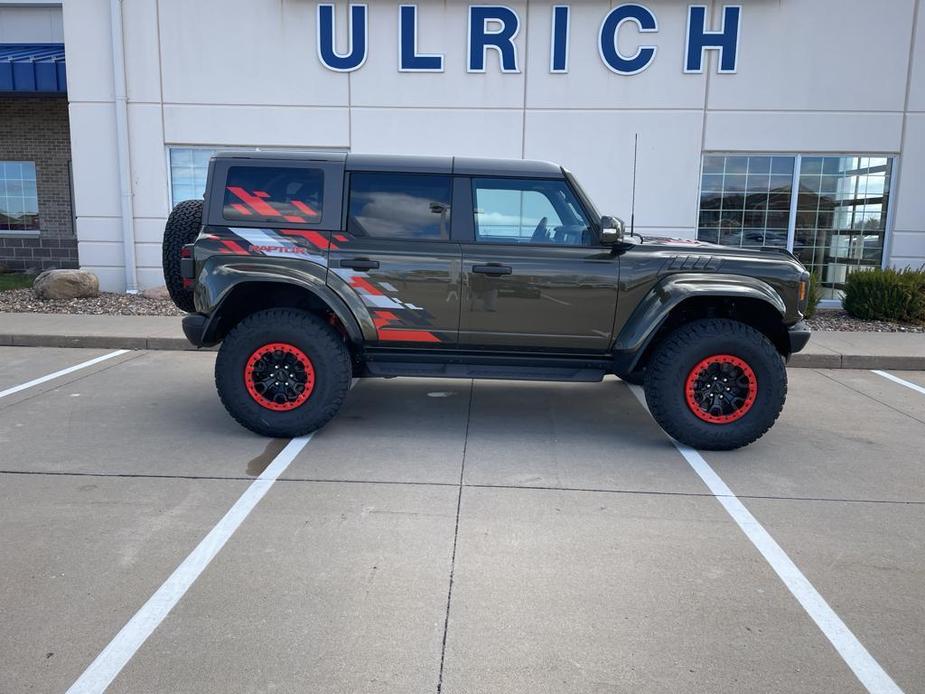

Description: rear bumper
[788,320,811,354]
[182,313,208,347]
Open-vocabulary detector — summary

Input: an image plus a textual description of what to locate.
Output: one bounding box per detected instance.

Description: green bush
[843,267,925,323]
[804,272,822,319]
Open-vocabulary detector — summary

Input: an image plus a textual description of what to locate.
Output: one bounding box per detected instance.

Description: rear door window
[347,173,452,240]
[222,166,324,224]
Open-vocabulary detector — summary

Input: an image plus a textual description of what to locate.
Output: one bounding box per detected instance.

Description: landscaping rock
[32,269,100,300]
[141,285,171,300]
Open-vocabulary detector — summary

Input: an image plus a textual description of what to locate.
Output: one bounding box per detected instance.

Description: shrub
[804,272,822,319]
[843,267,925,323]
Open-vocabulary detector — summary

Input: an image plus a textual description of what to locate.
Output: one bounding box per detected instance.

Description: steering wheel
[531,216,549,242]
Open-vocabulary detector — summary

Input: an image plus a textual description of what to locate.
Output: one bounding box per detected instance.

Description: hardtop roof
[211,150,564,178]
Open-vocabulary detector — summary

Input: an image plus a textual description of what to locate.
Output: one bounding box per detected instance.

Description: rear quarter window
[222,166,324,224]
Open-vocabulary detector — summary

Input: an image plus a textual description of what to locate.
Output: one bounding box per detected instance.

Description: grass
[0,273,35,291]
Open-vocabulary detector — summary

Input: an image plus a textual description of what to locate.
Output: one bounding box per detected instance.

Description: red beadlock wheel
[684,354,758,424]
[244,342,315,411]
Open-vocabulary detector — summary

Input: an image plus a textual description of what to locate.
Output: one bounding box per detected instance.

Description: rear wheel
[162,199,203,312]
[643,318,786,450]
[215,309,351,437]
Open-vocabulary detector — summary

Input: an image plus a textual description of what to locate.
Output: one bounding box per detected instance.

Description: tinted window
[223,166,323,224]
[348,173,451,240]
[472,178,592,246]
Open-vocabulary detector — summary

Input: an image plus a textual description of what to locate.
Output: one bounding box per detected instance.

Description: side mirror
[599,216,625,245]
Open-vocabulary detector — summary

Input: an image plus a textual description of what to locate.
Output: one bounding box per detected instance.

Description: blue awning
[0,44,66,94]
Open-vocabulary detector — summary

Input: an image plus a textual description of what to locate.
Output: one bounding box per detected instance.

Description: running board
[364,362,606,382]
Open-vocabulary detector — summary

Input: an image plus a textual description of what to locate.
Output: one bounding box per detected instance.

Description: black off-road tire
[162,199,203,312]
[215,309,352,438]
[643,319,787,451]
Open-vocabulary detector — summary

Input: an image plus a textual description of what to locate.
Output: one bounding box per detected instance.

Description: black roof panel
[453,156,563,178]
[210,151,563,178]
[213,150,347,163]
[347,153,452,174]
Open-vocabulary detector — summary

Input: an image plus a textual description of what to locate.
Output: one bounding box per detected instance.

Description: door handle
[339,257,380,271]
[472,263,512,276]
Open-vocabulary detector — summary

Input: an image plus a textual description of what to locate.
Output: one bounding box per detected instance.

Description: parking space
[0,346,136,400]
[441,487,861,693]
[0,346,922,693]
[696,368,925,692]
[0,473,248,693]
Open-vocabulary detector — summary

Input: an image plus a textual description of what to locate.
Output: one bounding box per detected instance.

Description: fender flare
[613,273,786,373]
[196,259,373,345]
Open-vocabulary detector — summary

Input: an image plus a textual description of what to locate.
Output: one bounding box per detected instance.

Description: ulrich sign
[315,4,742,75]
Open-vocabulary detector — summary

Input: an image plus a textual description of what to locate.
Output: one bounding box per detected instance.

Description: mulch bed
[806,309,923,333]
[0,288,185,317]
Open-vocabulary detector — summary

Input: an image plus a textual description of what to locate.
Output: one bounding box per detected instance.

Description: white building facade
[4,0,925,299]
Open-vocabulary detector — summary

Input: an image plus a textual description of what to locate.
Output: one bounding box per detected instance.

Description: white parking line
[872,370,925,396]
[0,349,130,400]
[66,435,312,694]
[628,385,901,694]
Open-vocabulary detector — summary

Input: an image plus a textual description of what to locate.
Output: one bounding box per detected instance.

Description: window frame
[696,151,898,308]
[469,175,599,248]
[344,170,455,243]
[0,160,40,236]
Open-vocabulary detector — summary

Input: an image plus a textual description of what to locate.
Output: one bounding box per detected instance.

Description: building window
[169,148,214,205]
[348,173,452,240]
[794,157,892,301]
[698,155,794,250]
[0,161,39,233]
[698,153,893,301]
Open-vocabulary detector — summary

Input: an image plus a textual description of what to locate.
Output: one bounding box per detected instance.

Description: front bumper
[787,320,811,354]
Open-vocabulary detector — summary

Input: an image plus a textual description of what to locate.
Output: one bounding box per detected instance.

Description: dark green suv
[163,152,811,450]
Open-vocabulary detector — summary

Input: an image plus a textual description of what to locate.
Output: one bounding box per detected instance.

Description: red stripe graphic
[378,329,441,343]
[372,309,441,343]
[283,215,306,223]
[350,275,382,296]
[373,311,399,330]
[279,229,338,250]
[231,203,252,216]
[291,200,320,218]
[333,233,349,242]
[221,239,249,255]
[226,187,280,217]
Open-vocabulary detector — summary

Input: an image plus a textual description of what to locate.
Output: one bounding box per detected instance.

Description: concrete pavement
[0,346,923,692]
[1,311,923,369]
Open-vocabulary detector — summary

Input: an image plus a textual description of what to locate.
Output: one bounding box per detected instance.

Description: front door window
[472,178,594,247]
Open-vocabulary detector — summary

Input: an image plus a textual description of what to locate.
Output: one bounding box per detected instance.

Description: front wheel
[643,319,787,450]
[215,309,351,438]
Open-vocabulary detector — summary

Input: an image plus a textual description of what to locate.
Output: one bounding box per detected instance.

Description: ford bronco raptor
[163,152,811,450]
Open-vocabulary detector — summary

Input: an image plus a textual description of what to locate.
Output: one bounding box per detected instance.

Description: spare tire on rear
[162,199,203,312]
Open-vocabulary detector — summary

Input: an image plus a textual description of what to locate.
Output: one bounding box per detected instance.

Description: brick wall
[0,97,77,273]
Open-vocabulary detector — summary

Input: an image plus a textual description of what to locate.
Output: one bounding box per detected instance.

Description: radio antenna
[630,133,638,238]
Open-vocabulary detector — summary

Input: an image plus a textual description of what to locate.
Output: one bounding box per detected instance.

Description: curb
[1,333,922,369]
[788,352,925,370]
[0,334,211,351]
